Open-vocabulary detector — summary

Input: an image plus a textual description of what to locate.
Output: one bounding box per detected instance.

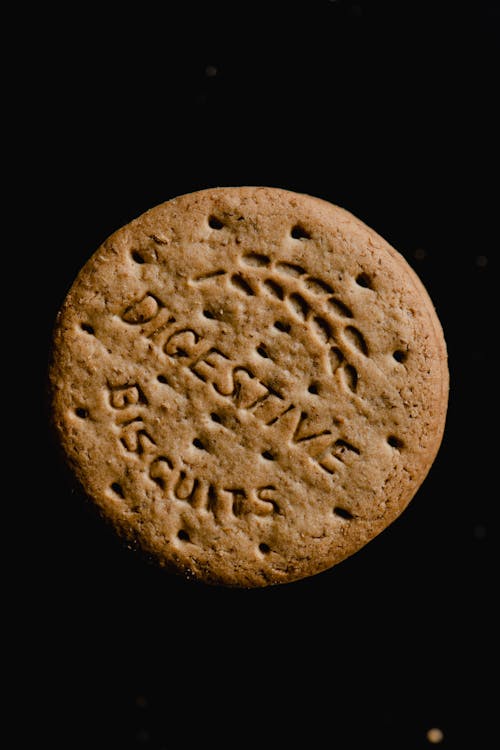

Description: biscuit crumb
[426,727,444,744]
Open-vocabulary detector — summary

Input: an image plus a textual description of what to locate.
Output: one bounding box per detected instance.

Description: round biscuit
[50,187,449,586]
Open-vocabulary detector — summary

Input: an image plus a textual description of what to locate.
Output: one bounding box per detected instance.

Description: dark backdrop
[34,2,496,747]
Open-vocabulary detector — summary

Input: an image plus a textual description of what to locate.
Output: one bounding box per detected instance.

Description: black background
[34,2,496,747]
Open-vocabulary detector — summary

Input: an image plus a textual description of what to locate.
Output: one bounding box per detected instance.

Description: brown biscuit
[50,187,448,586]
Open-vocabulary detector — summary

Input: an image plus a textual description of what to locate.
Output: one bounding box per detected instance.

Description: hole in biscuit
[277,262,306,276]
[157,375,168,384]
[256,345,270,359]
[231,274,255,296]
[131,250,145,264]
[243,252,271,266]
[387,435,404,449]
[334,507,354,520]
[264,279,284,299]
[344,365,358,392]
[319,463,335,475]
[308,383,319,394]
[203,309,215,319]
[356,272,373,289]
[111,482,124,498]
[328,297,354,318]
[210,412,222,423]
[289,293,309,319]
[306,277,335,295]
[291,224,311,240]
[312,316,332,343]
[344,325,369,355]
[177,529,190,542]
[335,439,360,456]
[330,347,345,372]
[208,215,224,230]
[81,323,95,335]
[274,320,291,333]
[259,542,271,554]
[75,407,88,418]
[193,438,207,451]
[393,349,407,363]
[261,451,275,461]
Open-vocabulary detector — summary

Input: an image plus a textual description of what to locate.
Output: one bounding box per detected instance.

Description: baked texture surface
[50,187,448,586]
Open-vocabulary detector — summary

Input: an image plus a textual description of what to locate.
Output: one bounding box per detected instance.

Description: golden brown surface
[50,187,448,586]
